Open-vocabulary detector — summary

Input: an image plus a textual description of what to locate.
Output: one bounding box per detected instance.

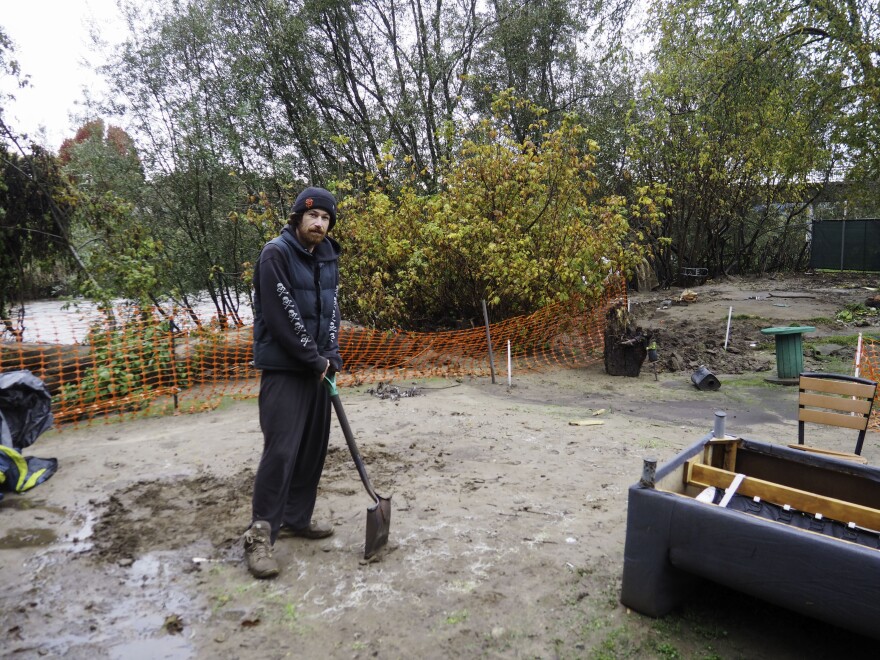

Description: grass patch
[805,333,879,348]
[284,603,299,624]
[807,355,855,373]
[212,593,232,612]
[655,641,682,659]
[445,609,469,625]
[589,625,642,660]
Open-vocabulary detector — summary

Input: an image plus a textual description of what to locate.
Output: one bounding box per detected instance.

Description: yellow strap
[0,445,30,492]
[21,468,47,491]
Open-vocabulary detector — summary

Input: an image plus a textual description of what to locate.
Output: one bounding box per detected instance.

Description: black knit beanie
[292,187,337,230]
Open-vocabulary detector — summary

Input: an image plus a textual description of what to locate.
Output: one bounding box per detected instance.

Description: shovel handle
[325,377,381,504]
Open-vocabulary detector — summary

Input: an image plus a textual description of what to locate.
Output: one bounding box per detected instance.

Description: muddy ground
[2,273,879,659]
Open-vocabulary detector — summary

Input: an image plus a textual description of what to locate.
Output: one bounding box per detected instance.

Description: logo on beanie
[305,198,314,209]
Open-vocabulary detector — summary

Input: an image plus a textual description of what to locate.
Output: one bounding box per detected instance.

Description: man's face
[295,208,331,251]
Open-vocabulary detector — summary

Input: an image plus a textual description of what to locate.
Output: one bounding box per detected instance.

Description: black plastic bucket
[691,366,721,391]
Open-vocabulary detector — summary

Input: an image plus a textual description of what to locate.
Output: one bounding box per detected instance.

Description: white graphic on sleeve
[328,291,339,344]
[275,282,313,348]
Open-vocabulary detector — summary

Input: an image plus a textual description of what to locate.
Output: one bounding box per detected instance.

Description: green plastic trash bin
[760,326,816,381]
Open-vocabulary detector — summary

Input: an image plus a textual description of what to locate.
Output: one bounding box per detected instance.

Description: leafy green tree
[0,141,80,332]
[335,93,666,329]
[741,0,880,178]
[104,0,642,191]
[471,1,632,130]
[1,28,84,330]
[101,2,274,321]
[59,119,144,201]
[629,0,846,281]
[49,118,170,308]
[92,0,652,322]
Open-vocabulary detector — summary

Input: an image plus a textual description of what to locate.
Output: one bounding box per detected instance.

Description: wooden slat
[685,461,880,531]
[799,408,869,431]
[800,376,877,399]
[799,391,873,415]
[786,444,868,464]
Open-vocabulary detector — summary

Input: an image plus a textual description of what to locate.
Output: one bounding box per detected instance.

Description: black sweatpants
[252,369,331,543]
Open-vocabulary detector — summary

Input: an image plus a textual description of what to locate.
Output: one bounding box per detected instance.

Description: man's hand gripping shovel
[324,375,391,559]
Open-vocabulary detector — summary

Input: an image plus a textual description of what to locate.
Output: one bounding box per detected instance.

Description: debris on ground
[367,382,423,401]
[163,614,184,635]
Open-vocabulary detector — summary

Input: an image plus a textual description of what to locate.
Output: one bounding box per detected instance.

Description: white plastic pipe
[724,306,733,350]
[855,332,863,378]
[507,340,512,387]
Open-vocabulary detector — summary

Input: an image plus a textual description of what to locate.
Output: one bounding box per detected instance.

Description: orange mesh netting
[859,336,880,430]
[0,279,626,429]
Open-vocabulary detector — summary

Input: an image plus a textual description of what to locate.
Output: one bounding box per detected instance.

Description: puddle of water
[109,635,193,660]
[1,496,47,511]
[30,620,194,660]
[0,527,57,549]
[6,544,204,658]
[127,554,163,583]
[49,508,97,554]
[107,552,199,659]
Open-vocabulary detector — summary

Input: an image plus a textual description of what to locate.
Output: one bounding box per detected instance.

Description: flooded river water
[2,297,254,345]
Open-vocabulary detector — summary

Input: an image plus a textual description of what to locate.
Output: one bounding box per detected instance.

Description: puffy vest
[252,228,340,371]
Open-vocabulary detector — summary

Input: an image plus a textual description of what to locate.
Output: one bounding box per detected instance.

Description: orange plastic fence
[0,279,627,428]
[859,336,880,430]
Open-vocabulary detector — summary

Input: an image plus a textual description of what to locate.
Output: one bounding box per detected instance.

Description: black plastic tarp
[0,370,54,450]
[0,370,57,502]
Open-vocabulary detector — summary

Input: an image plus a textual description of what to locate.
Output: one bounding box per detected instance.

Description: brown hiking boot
[243,521,279,579]
[277,519,334,540]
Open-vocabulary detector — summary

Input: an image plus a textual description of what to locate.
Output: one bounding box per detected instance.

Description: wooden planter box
[621,433,880,640]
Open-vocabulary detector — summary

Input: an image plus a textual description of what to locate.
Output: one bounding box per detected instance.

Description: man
[244,186,342,579]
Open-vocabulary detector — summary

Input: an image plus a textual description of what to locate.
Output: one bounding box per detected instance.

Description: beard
[296,225,326,250]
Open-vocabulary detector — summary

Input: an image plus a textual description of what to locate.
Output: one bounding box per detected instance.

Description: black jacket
[252,226,342,373]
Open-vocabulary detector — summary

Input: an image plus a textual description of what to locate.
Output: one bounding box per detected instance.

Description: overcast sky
[1,0,125,150]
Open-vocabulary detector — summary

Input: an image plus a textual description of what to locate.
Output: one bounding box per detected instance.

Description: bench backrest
[798,372,878,455]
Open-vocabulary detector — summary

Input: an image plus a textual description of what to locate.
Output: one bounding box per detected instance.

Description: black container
[691,365,721,391]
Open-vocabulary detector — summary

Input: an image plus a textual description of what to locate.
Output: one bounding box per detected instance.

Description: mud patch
[90,444,409,565]
[91,470,254,563]
[648,316,777,374]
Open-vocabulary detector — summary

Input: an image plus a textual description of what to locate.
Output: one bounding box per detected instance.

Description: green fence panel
[810,219,880,271]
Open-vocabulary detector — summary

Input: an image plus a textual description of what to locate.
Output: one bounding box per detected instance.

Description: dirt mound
[629,273,879,376]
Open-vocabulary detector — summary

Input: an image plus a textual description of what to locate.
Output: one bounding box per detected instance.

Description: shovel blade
[364,494,391,559]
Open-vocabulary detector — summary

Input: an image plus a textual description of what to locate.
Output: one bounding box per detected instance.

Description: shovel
[324,375,391,559]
